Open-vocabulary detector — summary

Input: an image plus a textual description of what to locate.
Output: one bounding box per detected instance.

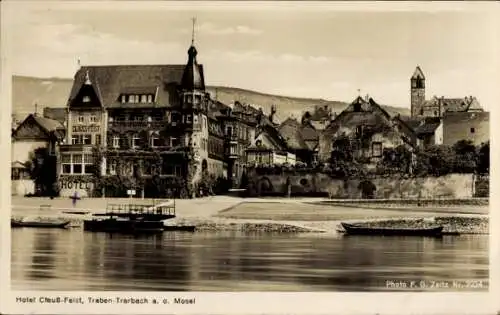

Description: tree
[477,141,489,174]
[452,140,477,173]
[29,147,58,196]
[377,145,412,175]
[414,145,454,177]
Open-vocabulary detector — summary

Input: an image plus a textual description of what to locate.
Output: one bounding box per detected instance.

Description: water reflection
[11,229,489,291]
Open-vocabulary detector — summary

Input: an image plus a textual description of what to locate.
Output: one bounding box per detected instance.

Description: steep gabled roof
[12,113,65,140]
[411,66,425,80]
[69,64,203,108]
[278,118,309,150]
[181,46,205,91]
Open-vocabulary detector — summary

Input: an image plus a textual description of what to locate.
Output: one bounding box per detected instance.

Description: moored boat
[163,225,196,232]
[83,218,165,234]
[11,220,71,229]
[340,222,444,237]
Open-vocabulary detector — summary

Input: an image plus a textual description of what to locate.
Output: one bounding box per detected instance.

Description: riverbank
[11,196,489,234]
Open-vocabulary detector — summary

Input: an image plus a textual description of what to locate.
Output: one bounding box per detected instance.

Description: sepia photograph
[1,1,498,314]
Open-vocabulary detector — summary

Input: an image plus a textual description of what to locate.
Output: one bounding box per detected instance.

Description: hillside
[11,75,410,123]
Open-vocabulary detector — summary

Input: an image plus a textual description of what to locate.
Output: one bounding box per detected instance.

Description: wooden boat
[163,225,196,232]
[62,211,90,215]
[340,222,444,237]
[83,218,165,234]
[11,220,70,229]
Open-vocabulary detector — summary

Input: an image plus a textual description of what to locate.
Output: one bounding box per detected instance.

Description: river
[11,228,488,291]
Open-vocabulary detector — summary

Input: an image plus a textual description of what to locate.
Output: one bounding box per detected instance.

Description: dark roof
[34,115,65,132]
[309,106,331,121]
[120,86,158,95]
[13,113,65,140]
[181,46,205,91]
[423,96,483,113]
[43,107,66,124]
[69,64,202,108]
[278,118,309,150]
[411,66,425,80]
[396,115,423,130]
[252,124,288,151]
[443,111,489,123]
[414,117,441,135]
[300,123,318,142]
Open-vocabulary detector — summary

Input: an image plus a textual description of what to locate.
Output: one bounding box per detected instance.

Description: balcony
[108,120,165,131]
[225,134,238,145]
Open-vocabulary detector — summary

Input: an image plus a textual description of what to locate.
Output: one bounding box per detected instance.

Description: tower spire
[191,17,197,46]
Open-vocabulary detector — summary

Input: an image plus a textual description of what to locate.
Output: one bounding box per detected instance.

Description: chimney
[270,104,276,124]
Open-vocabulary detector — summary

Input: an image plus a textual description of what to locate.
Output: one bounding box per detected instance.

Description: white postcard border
[1,1,499,314]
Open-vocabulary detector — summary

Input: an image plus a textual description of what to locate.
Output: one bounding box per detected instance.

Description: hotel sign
[73,125,100,133]
[59,177,93,190]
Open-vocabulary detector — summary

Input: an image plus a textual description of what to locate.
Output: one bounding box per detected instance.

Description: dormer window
[128,95,135,103]
[121,95,127,103]
[147,95,153,103]
[141,95,147,103]
[82,96,91,103]
[78,115,85,124]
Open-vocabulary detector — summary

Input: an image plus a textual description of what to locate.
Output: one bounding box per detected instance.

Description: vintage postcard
[1,1,498,314]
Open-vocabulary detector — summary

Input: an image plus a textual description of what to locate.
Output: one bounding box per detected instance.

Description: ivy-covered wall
[247,172,482,199]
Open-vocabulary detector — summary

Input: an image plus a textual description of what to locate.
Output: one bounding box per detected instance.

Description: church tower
[410,66,426,117]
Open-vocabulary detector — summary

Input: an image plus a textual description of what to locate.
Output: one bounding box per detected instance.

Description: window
[108,161,117,175]
[112,135,120,148]
[434,111,438,117]
[72,135,81,145]
[226,126,233,137]
[175,165,182,177]
[470,127,475,134]
[187,95,193,104]
[193,115,199,124]
[151,133,161,147]
[78,115,85,124]
[132,134,141,149]
[372,142,382,157]
[83,153,94,174]
[82,134,92,145]
[185,114,192,123]
[416,78,424,89]
[356,126,363,137]
[135,95,140,103]
[164,165,174,175]
[141,95,147,103]
[194,95,201,104]
[90,115,98,123]
[147,95,153,103]
[95,135,101,146]
[170,137,179,147]
[61,154,72,174]
[128,95,135,103]
[83,96,91,103]
[121,95,127,103]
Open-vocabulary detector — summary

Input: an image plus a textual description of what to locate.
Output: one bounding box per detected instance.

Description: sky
[2,1,499,110]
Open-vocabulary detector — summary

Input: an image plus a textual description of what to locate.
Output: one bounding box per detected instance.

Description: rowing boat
[11,220,71,229]
[340,222,443,236]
